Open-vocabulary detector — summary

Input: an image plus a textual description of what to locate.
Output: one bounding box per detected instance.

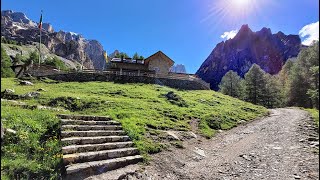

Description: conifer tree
[219,70,242,98]
[243,64,267,106]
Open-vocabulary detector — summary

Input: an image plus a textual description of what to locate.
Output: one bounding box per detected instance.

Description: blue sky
[2,0,319,73]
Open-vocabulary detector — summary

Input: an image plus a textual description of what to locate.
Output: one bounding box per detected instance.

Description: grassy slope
[305,108,319,127]
[1,78,268,178]
[1,43,81,69]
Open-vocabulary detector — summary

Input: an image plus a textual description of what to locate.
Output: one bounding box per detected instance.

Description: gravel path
[90,108,319,180]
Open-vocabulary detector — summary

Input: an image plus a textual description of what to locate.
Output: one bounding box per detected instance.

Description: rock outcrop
[196,24,303,90]
[1,10,106,70]
[170,64,187,74]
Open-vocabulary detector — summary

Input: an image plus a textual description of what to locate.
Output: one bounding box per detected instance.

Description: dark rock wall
[42,73,210,90]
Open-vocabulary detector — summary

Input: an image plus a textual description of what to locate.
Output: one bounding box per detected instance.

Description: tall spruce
[277,58,295,106]
[243,64,267,106]
[287,41,319,108]
[218,70,242,98]
[306,41,319,109]
[264,74,282,108]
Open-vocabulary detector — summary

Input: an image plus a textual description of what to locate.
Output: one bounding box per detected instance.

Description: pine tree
[287,41,319,108]
[264,74,282,108]
[133,52,139,60]
[305,41,319,109]
[277,59,295,106]
[218,70,242,98]
[243,64,267,106]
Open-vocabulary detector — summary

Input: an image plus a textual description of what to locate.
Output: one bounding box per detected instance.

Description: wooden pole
[39,10,43,67]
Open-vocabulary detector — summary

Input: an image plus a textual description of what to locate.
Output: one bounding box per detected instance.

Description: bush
[1,46,15,77]
[204,114,223,129]
[44,57,69,71]
[48,96,101,111]
[164,91,188,107]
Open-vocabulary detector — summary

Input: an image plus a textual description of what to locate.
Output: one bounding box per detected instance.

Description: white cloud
[220,29,238,40]
[299,21,319,46]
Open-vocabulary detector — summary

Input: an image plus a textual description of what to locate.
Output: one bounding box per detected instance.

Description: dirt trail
[91,108,319,180]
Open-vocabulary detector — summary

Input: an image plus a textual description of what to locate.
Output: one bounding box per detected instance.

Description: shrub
[44,57,69,71]
[1,46,15,77]
[48,96,101,111]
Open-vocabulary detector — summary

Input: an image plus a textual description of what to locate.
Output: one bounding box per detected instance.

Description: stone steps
[61,130,126,138]
[63,147,139,165]
[61,136,130,145]
[58,114,112,121]
[59,114,142,178]
[62,125,123,131]
[62,142,134,154]
[61,119,121,125]
[65,155,143,179]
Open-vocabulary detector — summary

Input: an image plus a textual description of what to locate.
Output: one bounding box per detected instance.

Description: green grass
[1,77,268,177]
[1,101,62,179]
[305,108,319,127]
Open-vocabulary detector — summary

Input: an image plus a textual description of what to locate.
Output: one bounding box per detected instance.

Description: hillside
[1,78,268,178]
[1,43,82,70]
[1,10,106,70]
[196,24,303,90]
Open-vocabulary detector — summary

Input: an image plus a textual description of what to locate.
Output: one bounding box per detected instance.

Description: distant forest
[219,41,319,109]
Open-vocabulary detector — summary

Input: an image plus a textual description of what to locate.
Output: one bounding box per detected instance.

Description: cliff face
[1,10,106,70]
[170,64,187,74]
[196,24,303,90]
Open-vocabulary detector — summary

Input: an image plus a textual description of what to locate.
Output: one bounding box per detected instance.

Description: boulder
[19,80,33,86]
[165,131,180,141]
[21,91,40,99]
[3,89,14,94]
[1,89,19,99]
[36,88,46,92]
[193,147,206,157]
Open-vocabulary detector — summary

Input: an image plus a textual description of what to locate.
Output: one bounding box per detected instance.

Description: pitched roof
[144,51,174,66]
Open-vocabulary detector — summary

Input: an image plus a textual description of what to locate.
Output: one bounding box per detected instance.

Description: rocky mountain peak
[1,10,36,27]
[234,24,253,38]
[1,10,106,70]
[258,27,272,36]
[196,24,302,90]
[170,64,187,74]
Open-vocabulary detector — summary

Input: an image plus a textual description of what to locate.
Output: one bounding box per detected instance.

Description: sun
[233,0,252,7]
[201,0,269,27]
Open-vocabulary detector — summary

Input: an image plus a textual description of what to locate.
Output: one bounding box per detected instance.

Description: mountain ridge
[196,24,303,90]
[1,10,106,70]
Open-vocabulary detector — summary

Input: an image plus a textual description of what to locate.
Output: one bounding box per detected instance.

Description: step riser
[62,120,120,126]
[61,131,126,138]
[58,114,111,121]
[62,126,122,131]
[62,142,134,154]
[65,156,143,179]
[62,136,130,146]
[64,149,139,165]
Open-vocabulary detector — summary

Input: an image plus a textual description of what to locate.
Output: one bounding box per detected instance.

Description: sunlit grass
[1,77,268,177]
[305,108,319,127]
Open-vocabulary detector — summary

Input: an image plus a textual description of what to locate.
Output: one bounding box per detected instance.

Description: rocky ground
[89,108,319,180]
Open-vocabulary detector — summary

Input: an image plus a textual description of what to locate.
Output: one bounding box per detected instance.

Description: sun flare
[201,0,271,28]
[233,0,251,7]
